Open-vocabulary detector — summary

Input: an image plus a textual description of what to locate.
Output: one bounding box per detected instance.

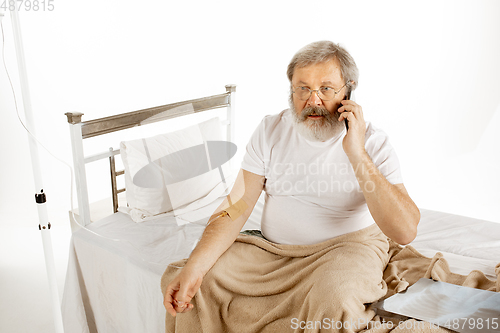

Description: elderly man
[163,41,420,332]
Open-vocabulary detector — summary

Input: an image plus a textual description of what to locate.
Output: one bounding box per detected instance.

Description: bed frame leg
[66,112,92,226]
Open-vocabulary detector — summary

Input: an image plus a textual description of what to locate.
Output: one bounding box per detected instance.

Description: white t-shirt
[241,109,404,245]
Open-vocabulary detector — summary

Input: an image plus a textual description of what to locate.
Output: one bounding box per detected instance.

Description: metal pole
[9,9,64,333]
[225,84,236,170]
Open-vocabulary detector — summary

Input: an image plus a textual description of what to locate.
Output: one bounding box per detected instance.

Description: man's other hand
[163,265,203,317]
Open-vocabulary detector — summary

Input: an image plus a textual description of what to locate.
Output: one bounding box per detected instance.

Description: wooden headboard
[65,85,236,227]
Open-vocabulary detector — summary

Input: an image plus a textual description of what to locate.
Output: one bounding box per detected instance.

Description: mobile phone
[343,90,351,131]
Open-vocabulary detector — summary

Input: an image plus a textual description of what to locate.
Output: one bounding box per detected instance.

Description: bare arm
[339,99,420,245]
[164,169,265,316]
[186,169,265,275]
[348,151,420,245]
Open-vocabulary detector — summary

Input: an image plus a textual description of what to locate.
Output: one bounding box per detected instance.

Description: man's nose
[307,90,322,106]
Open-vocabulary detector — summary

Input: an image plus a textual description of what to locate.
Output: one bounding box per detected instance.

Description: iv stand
[5,8,65,333]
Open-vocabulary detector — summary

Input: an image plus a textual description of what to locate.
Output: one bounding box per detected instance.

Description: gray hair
[287,41,359,93]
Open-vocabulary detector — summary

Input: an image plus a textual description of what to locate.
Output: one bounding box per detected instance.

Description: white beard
[289,101,345,142]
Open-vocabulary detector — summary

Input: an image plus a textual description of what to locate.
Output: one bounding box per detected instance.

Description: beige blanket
[161,225,499,333]
[363,241,499,333]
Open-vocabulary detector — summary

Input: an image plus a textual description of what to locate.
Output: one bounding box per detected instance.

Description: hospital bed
[61,85,500,332]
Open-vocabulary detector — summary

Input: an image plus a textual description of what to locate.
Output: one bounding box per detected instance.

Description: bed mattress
[61,200,500,333]
[411,209,500,279]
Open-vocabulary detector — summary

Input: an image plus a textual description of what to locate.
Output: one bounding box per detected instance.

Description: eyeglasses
[292,82,349,101]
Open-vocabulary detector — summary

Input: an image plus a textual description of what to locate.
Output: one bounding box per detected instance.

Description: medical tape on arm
[224,198,248,221]
[207,199,249,225]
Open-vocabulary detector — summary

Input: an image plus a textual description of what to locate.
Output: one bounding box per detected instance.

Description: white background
[0,0,499,331]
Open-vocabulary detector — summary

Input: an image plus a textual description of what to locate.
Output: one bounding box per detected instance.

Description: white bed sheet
[61,204,499,333]
[62,194,263,333]
[411,209,500,279]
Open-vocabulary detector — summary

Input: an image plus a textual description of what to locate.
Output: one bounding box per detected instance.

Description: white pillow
[120,117,231,220]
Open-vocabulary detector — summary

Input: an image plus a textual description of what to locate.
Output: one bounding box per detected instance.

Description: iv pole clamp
[36,190,51,230]
[7,8,65,333]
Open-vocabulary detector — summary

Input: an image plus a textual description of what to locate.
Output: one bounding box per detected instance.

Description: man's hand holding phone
[338,96,366,159]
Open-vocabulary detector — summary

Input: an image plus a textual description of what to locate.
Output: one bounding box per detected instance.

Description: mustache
[296,106,338,123]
